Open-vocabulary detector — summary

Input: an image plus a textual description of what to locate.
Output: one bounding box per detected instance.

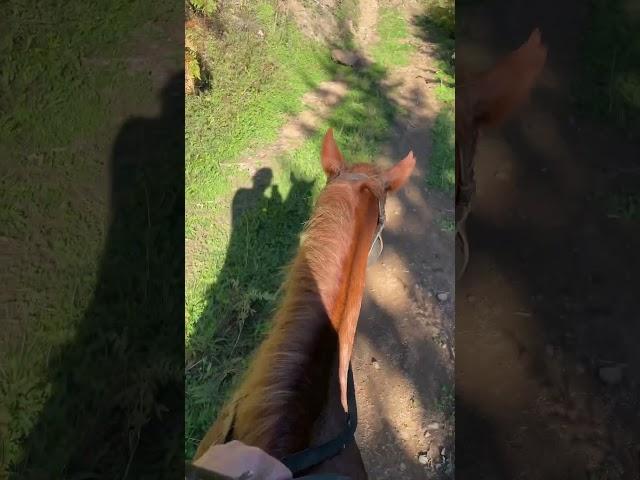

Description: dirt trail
[351,1,455,479]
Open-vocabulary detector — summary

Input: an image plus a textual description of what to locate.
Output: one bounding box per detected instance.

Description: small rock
[399,462,406,471]
[331,49,360,67]
[424,431,431,438]
[437,292,449,302]
[418,454,429,465]
[371,357,380,370]
[428,444,443,465]
[441,447,446,457]
[426,422,440,430]
[599,365,623,385]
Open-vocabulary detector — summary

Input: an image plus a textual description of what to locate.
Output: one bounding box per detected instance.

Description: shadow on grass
[12,73,184,479]
[185,170,315,456]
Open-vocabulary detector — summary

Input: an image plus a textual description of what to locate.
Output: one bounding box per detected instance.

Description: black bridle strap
[280,364,358,476]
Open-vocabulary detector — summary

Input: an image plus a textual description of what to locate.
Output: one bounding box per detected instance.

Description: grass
[437,214,455,232]
[185,2,334,209]
[576,0,640,138]
[0,0,182,476]
[0,1,177,153]
[414,6,455,194]
[607,192,640,220]
[370,8,415,68]
[435,384,455,421]
[184,0,408,458]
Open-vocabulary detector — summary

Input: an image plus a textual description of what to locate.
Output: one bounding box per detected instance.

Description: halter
[328,170,387,266]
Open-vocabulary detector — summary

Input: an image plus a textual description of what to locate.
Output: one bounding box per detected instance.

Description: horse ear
[384,151,416,192]
[321,128,345,177]
[470,28,547,129]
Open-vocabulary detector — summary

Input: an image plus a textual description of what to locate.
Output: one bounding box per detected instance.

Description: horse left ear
[321,128,345,177]
[384,151,416,192]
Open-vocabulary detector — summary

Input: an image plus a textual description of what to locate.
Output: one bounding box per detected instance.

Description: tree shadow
[12,72,185,479]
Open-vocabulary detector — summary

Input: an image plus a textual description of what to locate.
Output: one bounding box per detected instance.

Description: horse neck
[232,181,380,457]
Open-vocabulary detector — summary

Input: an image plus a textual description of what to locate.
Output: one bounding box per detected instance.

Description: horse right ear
[470,28,547,129]
[321,128,345,177]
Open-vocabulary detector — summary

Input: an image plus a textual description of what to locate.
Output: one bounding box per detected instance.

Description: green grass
[437,214,455,232]
[185,1,406,458]
[0,0,182,476]
[370,8,415,68]
[185,2,335,209]
[428,107,455,193]
[414,9,455,194]
[576,0,640,137]
[435,384,455,420]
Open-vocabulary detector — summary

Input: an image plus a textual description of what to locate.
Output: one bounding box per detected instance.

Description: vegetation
[577,0,640,138]
[1,0,182,476]
[370,8,415,68]
[415,2,455,194]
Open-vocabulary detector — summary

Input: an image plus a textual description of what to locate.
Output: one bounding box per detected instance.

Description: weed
[435,384,455,421]
[427,107,455,193]
[576,0,640,137]
[437,215,455,232]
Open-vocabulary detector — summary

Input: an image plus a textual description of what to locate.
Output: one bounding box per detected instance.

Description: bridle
[185,170,387,480]
[328,170,387,266]
[456,104,478,280]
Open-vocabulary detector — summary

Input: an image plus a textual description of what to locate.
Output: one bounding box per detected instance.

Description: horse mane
[195,167,381,459]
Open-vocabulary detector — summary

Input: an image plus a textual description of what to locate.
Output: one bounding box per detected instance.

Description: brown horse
[456,28,547,279]
[194,129,415,478]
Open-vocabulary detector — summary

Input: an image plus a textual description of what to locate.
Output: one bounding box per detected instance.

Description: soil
[456,2,640,479]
